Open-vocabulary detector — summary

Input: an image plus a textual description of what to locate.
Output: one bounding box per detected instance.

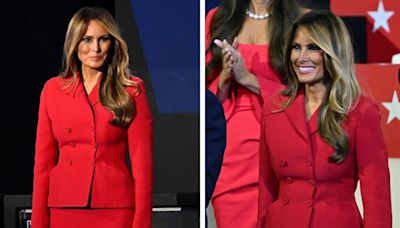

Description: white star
[382,91,400,124]
[367,0,394,32]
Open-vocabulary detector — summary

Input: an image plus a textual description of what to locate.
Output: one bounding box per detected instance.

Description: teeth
[299,66,314,74]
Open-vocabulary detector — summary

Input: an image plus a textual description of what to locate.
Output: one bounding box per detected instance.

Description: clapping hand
[214,38,260,96]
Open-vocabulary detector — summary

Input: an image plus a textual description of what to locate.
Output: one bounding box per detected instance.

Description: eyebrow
[82,34,111,39]
[292,41,319,47]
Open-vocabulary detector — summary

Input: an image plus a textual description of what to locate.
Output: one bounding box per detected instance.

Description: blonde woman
[205,1,307,227]
[258,10,391,228]
[32,7,153,228]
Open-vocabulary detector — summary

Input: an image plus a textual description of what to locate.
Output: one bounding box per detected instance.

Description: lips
[298,66,315,74]
[90,56,103,61]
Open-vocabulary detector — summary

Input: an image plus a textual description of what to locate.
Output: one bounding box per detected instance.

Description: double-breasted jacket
[32,74,153,228]
[258,91,392,228]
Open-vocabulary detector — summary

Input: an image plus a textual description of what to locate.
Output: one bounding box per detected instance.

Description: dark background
[1,0,199,226]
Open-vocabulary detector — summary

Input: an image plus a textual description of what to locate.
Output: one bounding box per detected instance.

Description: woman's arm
[31,81,59,228]
[127,78,154,228]
[355,102,392,228]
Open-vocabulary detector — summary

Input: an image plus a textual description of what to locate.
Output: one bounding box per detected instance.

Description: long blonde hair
[62,6,137,127]
[282,10,360,163]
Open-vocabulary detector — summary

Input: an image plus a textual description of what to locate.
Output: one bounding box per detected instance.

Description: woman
[206,0,305,227]
[31,7,153,228]
[258,10,392,228]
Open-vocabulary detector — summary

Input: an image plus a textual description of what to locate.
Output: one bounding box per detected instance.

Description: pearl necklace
[246,9,270,20]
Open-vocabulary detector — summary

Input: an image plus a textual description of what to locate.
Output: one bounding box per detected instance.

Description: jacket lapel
[308,107,319,135]
[70,72,100,106]
[284,91,309,141]
[88,79,100,106]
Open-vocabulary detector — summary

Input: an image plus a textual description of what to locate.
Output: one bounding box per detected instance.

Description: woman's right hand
[214,38,260,96]
[216,40,235,101]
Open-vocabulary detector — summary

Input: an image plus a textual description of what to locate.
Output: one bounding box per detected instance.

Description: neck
[250,0,269,14]
[81,66,102,83]
[305,83,327,106]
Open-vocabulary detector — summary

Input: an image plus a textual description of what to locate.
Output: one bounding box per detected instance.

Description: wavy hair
[61,6,137,127]
[206,0,304,84]
[281,10,361,163]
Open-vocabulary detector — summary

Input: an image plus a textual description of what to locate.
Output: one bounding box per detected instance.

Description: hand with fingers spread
[214,38,260,95]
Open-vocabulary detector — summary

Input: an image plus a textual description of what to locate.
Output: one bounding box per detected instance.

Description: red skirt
[49,208,134,228]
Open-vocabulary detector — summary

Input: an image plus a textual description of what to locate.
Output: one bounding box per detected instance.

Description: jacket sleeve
[258,107,279,228]
[355,102,392,228]
[31,81,59,228]
[127,79,154,228]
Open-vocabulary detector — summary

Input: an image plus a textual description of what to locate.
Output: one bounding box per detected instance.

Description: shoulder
[126,75,146,97]
[206,7,219,29]
[348,95,381,124]
[41,76,68,93]
[262,90,287,116]
[206,7,218,20]
[351,95,379,115]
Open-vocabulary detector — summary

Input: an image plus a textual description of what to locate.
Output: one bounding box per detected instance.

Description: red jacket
[32,75,153,228]
[258,91,392,228]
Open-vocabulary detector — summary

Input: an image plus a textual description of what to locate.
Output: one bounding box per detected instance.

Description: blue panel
[206,0,221,14]
[131,1,199,113]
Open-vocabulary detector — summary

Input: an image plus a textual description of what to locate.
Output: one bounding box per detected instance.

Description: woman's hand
[214,38,260,95]
[215,39,234,101]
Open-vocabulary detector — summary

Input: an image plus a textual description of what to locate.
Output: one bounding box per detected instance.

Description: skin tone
[290,28,328,120]
[214,0,272,101]
[77,20,112,94]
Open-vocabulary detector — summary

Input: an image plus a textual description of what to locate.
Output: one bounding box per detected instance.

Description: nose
[298,49,310,63]
[90,40,101,53]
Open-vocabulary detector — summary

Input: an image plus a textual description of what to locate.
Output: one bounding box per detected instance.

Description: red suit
[32,74,153,228]
[258,91,392,228]
[206,8,283,228]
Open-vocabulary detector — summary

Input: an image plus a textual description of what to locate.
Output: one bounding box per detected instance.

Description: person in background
[205,0,306,227]
[32,7,153,228]
[206,89,226,227]
[258,10,392,228]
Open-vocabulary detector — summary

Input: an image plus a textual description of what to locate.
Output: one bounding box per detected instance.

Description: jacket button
[68,160,72,166]
[89,160,95,166]
[65,128,72,133]
[280,159,288,167]
[285,177,294,184]
[93,143,98,149]
[283,198,289,205]
[70,142,76,147]
[306,200,313,208]
[90,126,95,132]
[309,179,315,187]
[305,159,312,166]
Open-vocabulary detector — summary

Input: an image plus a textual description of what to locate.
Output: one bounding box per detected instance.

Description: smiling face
[77,20,112,73]
[290,28,325,86]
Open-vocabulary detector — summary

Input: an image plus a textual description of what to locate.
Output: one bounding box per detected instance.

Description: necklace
[246,9,270,20]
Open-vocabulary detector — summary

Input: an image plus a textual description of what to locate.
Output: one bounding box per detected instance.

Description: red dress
[206,8,283,228]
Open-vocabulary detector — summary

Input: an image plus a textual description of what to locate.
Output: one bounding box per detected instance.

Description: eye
[99,36,111,43]
[82,37,92,43]
[308,44,321,51]
[291,43,300,50]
